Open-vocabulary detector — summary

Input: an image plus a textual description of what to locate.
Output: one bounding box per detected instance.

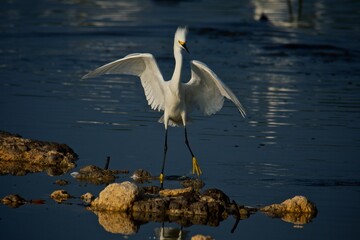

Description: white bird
[82,26,246,185]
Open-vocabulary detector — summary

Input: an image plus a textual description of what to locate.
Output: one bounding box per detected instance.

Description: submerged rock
[55,179,70,186]
[1,194,26,208]
[51,190,72,203]
[91,182,139,211]
[260,195,317,225]
[0,131,77,175]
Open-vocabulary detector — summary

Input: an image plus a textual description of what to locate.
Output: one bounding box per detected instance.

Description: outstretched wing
[185,60,246,117]
[82,53,165,111]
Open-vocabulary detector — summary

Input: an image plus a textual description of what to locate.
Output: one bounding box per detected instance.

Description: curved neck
[171,48,183,84]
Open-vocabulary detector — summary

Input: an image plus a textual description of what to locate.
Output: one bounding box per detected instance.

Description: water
[1,0,360,239]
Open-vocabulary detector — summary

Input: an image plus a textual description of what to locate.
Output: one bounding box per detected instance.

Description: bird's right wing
[185,60,246,117]
[82,53,165,111]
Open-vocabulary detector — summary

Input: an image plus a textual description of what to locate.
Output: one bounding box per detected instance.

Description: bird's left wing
[82,53,165,111]
[185,60,246,117]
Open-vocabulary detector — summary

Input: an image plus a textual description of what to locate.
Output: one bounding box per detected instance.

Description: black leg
[185,127,202,176]
[160,128,168,188]
[184,127,194,157]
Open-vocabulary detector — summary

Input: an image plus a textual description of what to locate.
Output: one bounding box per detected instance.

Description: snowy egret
[82,26,246,184]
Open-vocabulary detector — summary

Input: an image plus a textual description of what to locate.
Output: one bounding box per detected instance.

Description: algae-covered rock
[0,131,77,175]
[91,182,139,211]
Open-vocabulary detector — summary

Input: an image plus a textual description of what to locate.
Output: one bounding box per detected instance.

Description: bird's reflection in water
[154,223,188,240]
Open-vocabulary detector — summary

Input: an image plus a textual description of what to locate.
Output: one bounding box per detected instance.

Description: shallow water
[1,0,360,239]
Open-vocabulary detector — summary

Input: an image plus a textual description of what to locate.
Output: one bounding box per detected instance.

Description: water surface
[1,0,360,239]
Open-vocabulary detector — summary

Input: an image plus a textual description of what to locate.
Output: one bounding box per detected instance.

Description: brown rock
[50,190,71,203]
[81,192,95,204]
[159,187,193,197]
[1,194,26,208]
[201,188,230,206]
[261,195,317,213]
[0,131,77,175]
[91,182,139,211]
[260,195,317,225]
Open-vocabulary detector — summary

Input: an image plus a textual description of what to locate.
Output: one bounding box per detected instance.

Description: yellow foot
[159,173,164,183]
[192,157,202,176]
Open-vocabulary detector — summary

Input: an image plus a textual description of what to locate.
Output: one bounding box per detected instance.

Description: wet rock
[91,182,139,211]
[168,191,200,215]
[260,195,317,225]
[131,169,154,182]
[160,187,193,197]
[71,165,128,184]
[201,188,230,206]
[191,235,214,240]
[81,192,95,204]
[141,185,161,195]
[0,131,77,175]
[1,194,26,208]
[93,211,138,235]
[261,196,317,214]
[50,190,71,203]
[132,197,169,213]
[181,178,205,190]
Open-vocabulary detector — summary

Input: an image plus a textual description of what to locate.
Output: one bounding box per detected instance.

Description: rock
[201,188,230,206]
[71,165,128,185]
[1,194,26,208]
[261,196,317,214]
[168,192,200,215]
[0,131,77,175]
[191,234,214,240]
[141,185,161,195]
[260,195,317,225]
[131,169,153,181]
[50,190,71,203]
[132,197,169,213]
[81,192,95,204]
[181,178,205,190]
[159,187,193,197]
[91,182,139,211]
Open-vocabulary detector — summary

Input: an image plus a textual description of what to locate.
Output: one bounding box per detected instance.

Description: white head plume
[174,26,188,43]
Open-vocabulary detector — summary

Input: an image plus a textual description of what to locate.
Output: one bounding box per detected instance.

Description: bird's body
[82,27,246,185]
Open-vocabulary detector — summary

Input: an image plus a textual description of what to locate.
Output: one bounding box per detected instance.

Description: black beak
[182,43,190,54]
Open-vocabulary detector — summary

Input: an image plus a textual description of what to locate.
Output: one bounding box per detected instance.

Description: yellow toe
[192,157,202,176]
[159,173,164,183]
